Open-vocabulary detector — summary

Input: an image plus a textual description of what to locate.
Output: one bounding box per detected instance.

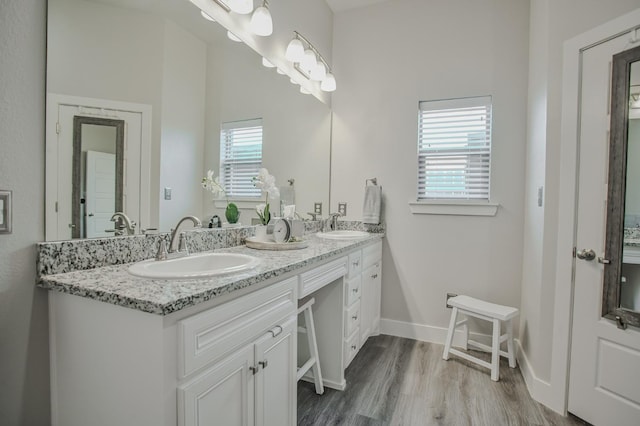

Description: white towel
[362,185,382,224]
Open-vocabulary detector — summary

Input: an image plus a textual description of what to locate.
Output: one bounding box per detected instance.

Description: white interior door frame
[45,94,152,240]
[552,8,640,415]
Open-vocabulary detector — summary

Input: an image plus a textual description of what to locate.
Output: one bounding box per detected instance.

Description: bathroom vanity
[39,231,382,426]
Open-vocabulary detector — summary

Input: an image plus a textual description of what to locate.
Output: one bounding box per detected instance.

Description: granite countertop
[38,233,383,316]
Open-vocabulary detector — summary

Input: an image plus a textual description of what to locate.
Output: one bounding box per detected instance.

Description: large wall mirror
[46,0,331,241]
[604,44,640,329]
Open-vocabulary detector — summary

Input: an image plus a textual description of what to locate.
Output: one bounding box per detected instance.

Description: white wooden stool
[297,298,324,394]
[442,295,519,381]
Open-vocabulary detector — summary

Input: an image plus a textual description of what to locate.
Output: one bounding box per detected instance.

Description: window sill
[409,200,499,217]
[213,198,262,209]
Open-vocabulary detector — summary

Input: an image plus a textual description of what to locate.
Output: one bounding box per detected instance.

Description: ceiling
[324,0,391,13]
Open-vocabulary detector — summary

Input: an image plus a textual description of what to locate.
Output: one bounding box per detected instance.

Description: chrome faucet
[110,212,136,235]
[324,212,342,232]
[167,216,202,257]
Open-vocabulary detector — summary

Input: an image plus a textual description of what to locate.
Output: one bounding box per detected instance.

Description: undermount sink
[128,252,261,280]
[316,230,370,240]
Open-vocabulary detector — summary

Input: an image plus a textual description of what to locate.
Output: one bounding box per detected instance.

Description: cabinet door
[371,261,382,334]
[254,317,297,426]
[361,262,382,344]
[178,345,255,426]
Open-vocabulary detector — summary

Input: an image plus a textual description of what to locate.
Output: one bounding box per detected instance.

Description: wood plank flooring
[297,335,589,426]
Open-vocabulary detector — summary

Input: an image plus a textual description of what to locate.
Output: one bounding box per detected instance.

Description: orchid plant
[201,169,239,224]
[253,168,279,225]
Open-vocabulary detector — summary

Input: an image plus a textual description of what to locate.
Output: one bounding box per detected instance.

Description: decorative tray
[245,236,309,251]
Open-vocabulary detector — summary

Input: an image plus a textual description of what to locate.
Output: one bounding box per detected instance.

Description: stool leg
[506,319,516,368]
[491,318,501,381]
[443,307,458,360]
[461,317,469,351]
[304,306,324,395]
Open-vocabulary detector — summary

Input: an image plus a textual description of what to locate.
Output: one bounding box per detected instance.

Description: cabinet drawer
[344,328,360,367]
[344,299,361,338]
[362,241,382,269]
[347,251,362,278]
[179,277,297,378]
[345,275,361,307]
[299,257,348,298]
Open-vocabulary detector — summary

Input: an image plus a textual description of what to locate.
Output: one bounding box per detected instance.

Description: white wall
[521,0,640,395]
[331,0,529,340]
[0,1,50,424]
[158,20,207,232]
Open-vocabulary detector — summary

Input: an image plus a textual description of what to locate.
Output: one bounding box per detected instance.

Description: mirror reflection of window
[219,119,263,199]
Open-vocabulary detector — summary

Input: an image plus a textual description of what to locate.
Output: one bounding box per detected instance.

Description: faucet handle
[155,239,168,261]
[178,232,189,255]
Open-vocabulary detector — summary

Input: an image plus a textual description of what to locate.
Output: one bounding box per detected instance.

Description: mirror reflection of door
[622,77,640,313]
[71,116,124,238]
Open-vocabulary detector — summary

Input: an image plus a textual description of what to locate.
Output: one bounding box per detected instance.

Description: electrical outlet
[314,202,322,215]
[338,202,347,216]
[446,293,458,308]
[537,186,544,207]
[164,187,172,201]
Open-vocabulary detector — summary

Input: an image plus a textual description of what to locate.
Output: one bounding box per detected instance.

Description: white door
[569,34,640,425]
[85,151,116,238]
[254,317,296,426]
[49,101,144,240]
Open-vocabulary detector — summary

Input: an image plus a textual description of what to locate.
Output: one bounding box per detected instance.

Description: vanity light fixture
[285,31,336,92]
[228,0,253,14]
[250,0,273,36]
[200,10,216,21]
[262,57,275,68]
[227,30,242,42]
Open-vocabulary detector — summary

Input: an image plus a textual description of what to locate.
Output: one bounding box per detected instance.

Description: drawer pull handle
[351,345,357,350]
[269,325,283,338]
[353,260,360,267]
[259,360,268,369]
[372,274,378,279]
[352,315,358,320]
[250,365,258,375]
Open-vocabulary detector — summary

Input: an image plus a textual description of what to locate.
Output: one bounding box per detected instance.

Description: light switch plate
[0,190,12,234]
[314,202,322,215]
[164,187,172,201]
[338,202,347,216]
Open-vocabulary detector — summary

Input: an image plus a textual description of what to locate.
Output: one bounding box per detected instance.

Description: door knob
[576,249,596,261]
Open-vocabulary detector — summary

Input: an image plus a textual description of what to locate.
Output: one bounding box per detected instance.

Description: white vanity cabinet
[343,240,382,367]
[48,276,297,426]
[177,277,297,426]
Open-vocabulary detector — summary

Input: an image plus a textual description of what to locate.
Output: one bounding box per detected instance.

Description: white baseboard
[380,318,556,412]
[514,339,556,412]
[380,318,492,348]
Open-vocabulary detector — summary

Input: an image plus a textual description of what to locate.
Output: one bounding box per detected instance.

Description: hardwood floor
[297,335,588,426]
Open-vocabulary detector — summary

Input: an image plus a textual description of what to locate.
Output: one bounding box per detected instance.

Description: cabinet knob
[352,288,358,293]
[259,360,268,369]
[250,366,258,375]
[372,274,378,279]
[352,315,358,320]
[351,345,357,350]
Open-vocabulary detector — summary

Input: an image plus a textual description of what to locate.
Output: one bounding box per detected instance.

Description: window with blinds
[219,118,263,198]
[417,96,492,201]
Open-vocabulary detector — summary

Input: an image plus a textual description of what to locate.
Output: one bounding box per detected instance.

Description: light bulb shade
[289,78,299,85]
[310,61,326,81]
[229,0,253,14]
[250,6,273,36]
[300,49,317,73]
[227,31,242,42]
[285,38,304,62]
[262,57,275,68]
[300,86,311,95]
[320,73,336,92]
[276,68,286,75]
[200,10,215,21]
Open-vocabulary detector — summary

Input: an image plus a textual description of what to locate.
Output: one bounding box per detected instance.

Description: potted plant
[252,168,279,239]
[201,169,240,225]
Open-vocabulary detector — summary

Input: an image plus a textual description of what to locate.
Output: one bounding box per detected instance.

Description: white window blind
[417,96,492,201]
[220,118,263,198]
